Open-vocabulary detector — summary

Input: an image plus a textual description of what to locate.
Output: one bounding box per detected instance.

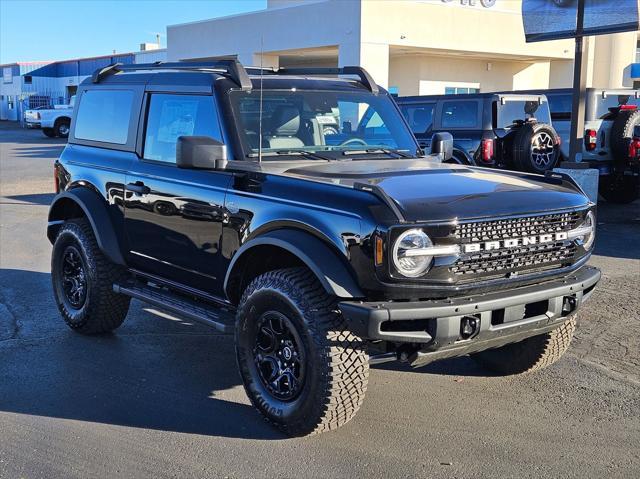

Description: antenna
[258,35,264,164]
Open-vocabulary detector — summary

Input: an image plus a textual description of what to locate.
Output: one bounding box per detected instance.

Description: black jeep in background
[396,93,561,174]
[48,60,600,436]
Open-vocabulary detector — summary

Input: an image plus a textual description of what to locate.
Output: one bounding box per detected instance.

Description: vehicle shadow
[2,193,55,205]
[0,269,283,441]
[12,145,65,159]
[373,355,497,378]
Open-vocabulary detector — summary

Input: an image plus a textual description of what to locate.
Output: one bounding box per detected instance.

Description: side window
[547,94,572,121]
[441,101,479,129]
[400,104,435,133]
[74,90,134,144]
[143,94,222,164]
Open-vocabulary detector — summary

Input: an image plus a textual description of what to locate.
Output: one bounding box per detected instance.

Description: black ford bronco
[396,92,561,174]
[48,60,600,436]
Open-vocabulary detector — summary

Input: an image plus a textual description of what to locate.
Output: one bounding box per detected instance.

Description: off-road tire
[610,109,640,164]
[54,118,71,138]
[42,128,56,138]
[472,314,577,375]
[512,122,559,173]
[599,173,640,204]
[51,219,130,334]
[235,267,369,436]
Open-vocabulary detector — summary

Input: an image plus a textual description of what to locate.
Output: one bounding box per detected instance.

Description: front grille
[451,211,583,280]
[454,211,582,242]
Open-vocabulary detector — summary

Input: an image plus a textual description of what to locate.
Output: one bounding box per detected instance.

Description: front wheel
[472,315,576,375]
[55,119,70,138]
[51,219,130,334]
[235,268,369,436]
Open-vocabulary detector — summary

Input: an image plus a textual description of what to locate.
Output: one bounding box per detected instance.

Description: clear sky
[0,0,267,64]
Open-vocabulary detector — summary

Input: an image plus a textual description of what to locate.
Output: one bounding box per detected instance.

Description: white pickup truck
[24,95,75,138]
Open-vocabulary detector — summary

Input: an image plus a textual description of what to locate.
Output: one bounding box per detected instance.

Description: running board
[113,281,235,333]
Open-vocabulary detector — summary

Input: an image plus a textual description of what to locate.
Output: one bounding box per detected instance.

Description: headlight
[568,210,595,250]
[392,229,434,277]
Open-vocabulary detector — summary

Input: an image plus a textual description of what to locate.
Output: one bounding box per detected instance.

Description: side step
[113,281,235,333]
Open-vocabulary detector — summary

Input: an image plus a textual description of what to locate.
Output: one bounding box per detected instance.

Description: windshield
[496,100,552,129]
[230,89,419,159]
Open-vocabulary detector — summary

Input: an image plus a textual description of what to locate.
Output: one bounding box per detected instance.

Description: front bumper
[340,265,600,367]
[25,122,41,129]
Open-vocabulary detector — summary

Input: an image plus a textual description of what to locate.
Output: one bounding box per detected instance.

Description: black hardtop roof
[84,60,382,94]
[397,92,549,103]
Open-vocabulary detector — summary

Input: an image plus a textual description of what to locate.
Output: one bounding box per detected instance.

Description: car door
[124,92,232,296]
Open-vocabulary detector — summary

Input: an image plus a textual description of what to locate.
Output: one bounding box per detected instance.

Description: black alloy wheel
[253,311,306,401]
[60,245,88,309]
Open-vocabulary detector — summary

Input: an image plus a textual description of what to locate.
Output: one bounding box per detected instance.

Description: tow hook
[562,296,577,314]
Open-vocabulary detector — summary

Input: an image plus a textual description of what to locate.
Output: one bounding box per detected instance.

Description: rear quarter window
[440,101,479,129]
[74,90,134,144]
[399,103,435,134]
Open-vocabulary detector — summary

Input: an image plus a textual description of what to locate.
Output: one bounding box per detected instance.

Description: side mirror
[430,132,454,161]
[176,136,227,170]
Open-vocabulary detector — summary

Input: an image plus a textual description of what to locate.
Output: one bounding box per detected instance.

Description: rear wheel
[610,109,640,164]
[599,173,640,204]
[472,315,576,375]
[235,267,369,436]
[55,119,70,138]
[51,219,130,334]
[42,128,56,138]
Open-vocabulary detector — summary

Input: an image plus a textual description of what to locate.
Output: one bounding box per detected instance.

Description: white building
[167,0,639,95]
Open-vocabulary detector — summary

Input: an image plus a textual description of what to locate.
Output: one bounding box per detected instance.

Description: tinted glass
[547,94,573,121]
[399,104,435,133]
[75,90,134,144]
[496,100,552,128]
[441,101,478,128]
[230,90,419,158]
[144,94,222,163]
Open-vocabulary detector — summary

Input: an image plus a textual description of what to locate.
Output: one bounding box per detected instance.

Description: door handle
[126,182,150,195]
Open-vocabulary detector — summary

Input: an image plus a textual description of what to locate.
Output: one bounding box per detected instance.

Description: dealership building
[167,0,640,95]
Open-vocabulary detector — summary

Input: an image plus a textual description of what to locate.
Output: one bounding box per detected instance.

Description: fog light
[460,316,479,340]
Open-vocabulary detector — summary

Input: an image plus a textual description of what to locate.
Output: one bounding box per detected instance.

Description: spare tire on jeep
[512,122,559,173]
[602,109,640,203]
[609,108,640,162]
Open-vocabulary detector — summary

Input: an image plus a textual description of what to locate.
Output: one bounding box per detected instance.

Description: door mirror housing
[176,136,228,170]
[430,132,454,161]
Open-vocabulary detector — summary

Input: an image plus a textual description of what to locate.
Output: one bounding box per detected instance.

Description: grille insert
[451,212,582,280]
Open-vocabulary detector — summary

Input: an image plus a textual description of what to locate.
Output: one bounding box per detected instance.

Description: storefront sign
[441,0,497,7]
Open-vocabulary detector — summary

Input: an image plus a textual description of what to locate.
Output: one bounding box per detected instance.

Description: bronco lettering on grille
[463,232,569,253]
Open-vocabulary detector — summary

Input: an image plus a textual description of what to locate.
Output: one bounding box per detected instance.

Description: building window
[445,87,480,95]
[23,75,32,84]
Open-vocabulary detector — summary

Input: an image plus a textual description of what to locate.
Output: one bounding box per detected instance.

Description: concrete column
[252,53,279,69]
[591,32,637,88]
[339,41,389,89]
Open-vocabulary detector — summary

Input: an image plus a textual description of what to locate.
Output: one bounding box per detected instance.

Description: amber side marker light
[375,236,384,266]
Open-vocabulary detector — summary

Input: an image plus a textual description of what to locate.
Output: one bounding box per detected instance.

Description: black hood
[281,159,590,222]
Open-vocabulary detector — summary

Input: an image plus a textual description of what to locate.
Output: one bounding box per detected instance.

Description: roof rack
[91,58,253,90]
[91,60,379,94]
[245,66,379,94]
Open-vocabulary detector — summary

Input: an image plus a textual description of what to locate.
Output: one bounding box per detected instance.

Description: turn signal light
[585,129,597,151]
[481,139,494,163]
[375,235,384,266]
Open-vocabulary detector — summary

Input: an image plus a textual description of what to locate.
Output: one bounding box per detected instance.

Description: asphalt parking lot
[1,122,639,478]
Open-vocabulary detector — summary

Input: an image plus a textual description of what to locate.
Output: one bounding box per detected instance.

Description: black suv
[396,93,561,174]
[48,60,600,436]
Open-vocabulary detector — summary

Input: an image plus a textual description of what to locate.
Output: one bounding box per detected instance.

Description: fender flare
[47,188,125,265]
[224,229,365,300]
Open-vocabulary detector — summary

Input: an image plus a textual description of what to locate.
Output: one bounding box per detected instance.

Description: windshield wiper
[341,148,413,159]
[246,149,334,161]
